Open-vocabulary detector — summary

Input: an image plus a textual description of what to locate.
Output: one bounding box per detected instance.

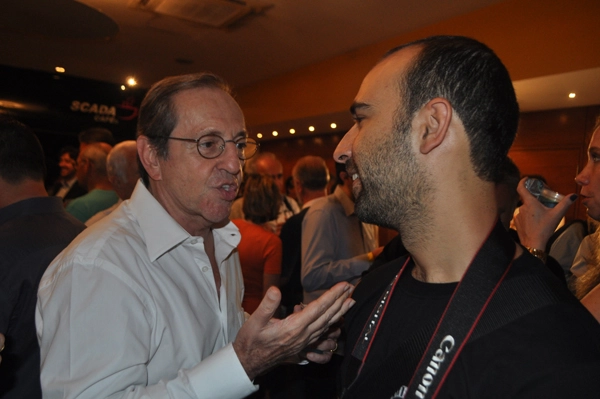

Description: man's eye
[199,138,220,149]
[236,141,248,150]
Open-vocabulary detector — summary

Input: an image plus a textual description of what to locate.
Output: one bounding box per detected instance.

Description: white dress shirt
[36,180,257,399]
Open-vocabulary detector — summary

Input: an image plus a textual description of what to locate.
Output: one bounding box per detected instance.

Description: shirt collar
[333,185,355,216]
[127,180,240,262]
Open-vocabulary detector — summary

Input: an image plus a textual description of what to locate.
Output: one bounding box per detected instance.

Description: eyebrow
[199,129,248,139]
[236,130,248,139]
[350,102,371,116]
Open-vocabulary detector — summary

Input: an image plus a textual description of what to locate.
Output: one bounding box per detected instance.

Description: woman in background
[233,174,282,314]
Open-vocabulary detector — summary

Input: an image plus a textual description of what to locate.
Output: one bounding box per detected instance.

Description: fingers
[248,286,282,329]
[299,282,353,326]
[296,283,354,346]
[305,338,338,364]
[516,177,537,204]
[554,193,578,215]
[324,327,342,340]
[514,178,578,249]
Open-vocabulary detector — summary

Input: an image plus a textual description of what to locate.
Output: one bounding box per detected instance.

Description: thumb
[251,286,282,326]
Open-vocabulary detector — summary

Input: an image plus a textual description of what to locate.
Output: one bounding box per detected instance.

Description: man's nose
[333,125,357,164]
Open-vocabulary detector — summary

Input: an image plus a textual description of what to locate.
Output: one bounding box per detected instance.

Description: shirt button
[190,239,198,245]
[202,266,209,272]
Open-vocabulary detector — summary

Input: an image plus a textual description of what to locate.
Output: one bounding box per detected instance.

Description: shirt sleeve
[301,207,370,293]
[36,258,256,399]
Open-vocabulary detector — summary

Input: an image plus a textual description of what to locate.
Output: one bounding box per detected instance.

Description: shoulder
[305,195,339,216]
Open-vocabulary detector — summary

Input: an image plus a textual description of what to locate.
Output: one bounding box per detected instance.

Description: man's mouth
[217,181,239,201]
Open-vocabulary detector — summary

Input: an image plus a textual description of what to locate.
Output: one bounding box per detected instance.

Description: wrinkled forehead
[172,87,246,131]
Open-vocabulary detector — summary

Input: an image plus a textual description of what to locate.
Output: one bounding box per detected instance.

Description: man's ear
[417,98,452,154]
[137,136,162,181]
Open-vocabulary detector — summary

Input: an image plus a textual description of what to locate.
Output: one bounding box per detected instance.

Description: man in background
[301,162,381,304]
[85,140,140,225]
[280,155,331,314]
[66,143,119,223]
[0,116,85,398]
[47,146,87,205]
[78,126,115,152]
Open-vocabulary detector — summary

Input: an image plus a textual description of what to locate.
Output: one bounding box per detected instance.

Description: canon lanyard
[348,221,516,399]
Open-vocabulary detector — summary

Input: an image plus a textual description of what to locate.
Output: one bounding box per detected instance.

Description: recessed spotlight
[568,92,576,99]
[289,128,296,134]
[272,131,278,137]
[126,77,137,87]
[257,133,263,139]
[308,126,315,132]
[55,66,65,73]
[330,123,337,129]
[120,85,126,91]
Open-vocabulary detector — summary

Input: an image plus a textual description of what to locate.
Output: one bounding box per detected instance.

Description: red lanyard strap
[344,221,517,399]
[404,221,516,399]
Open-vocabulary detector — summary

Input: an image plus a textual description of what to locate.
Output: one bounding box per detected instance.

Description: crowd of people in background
[1,34,600,399]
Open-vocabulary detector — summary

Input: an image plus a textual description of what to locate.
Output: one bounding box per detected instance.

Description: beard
[352,119,434,247]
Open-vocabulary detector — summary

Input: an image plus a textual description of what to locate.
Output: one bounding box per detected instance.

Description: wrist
[525,246,547,264]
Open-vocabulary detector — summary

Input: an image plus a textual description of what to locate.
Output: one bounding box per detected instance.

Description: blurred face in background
[59,152,77,179]
[255,157,284,194]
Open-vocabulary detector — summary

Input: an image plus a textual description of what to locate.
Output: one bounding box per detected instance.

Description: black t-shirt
[340,253,600,398]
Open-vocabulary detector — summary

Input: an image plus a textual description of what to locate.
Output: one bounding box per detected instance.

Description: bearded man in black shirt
[333,35,600,399]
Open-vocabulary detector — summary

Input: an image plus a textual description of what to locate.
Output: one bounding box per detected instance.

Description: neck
[147,181,215,240]
[403,181,499,283]
[301,189,327,205]
[88,175,114,191]
[0,178,49,209]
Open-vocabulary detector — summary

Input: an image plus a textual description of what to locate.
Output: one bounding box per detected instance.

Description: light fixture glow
[568,92,576,99]
[272,131,278,137]
[257,133,263,139]
[55,66,66,73]
[126,77,137,87]
[308,126,315,132]
[120,85,126,91]
[330,123,337,129]
[289,128,296,134]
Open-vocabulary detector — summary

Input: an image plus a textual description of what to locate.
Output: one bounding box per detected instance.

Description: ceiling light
[120,85,126,91]
[568,92,576,99]
[126,77,137,87]
[308,126,315,132]
[289,128,295,134]
[330,123,337,129]
[55,66,65,73]
[257,133,263,139]
[272,131,278,137]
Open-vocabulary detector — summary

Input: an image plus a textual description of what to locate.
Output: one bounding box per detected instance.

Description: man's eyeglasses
[167,135,259,160]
